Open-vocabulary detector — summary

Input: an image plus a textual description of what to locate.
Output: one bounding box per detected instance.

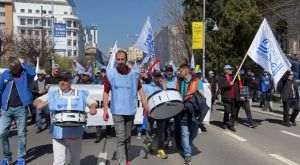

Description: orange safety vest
[176,78,200,101]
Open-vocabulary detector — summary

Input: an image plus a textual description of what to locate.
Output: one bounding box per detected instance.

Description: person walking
[277,71,299,127]
[102,50,148,165]
[0,57,35,165]
[218,65,239,132]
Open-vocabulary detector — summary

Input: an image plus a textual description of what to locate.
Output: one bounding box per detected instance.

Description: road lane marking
[269,154,299,165]
[224,131,247,142]
[98,152,107,165]
[281,130,300,139]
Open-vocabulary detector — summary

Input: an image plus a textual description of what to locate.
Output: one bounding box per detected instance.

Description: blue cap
[224,64,233,70]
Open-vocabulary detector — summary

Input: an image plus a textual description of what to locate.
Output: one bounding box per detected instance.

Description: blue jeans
[180,119,199,157]
[0,106,27,160]
[35,108,49,129]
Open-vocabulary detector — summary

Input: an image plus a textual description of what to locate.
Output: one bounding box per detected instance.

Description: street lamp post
[202,0,206,79]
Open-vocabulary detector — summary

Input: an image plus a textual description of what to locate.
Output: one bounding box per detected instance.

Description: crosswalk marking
[269,154,299,165]
[224,131,247,142]
[281,130,300,139]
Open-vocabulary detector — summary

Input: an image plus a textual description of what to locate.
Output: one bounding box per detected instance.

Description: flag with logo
[247,18,291,87]
[134,17,156,65]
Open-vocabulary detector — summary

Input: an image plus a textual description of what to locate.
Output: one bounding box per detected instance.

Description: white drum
[148,89,184,119]
[52,111,87,127]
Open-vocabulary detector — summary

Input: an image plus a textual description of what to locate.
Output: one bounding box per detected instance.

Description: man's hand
[230,81,234,86]
[143,104,149,117]
[103,108,109,121]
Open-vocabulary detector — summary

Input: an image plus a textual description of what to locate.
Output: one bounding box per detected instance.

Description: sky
[73,0,164,55]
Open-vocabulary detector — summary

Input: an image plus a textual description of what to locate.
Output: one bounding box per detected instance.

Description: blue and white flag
[134,17,155,64]
[34,57,40,81]
[247,18,291,87]
[107,40,118,69]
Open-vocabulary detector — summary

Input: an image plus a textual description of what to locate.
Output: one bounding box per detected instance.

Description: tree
[15,32,54,69]
[182,0,263,72]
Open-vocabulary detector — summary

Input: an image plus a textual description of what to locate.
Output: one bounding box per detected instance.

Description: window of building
[42,10,47,14]
[67,39,72,46]
[73,22,77,28]
[35,31,40,36]
[73,50,77,56]
[28,9,32,13]
[20,9,25,13]
[48,20,51,26]
[20,29,25,35]
[73,31,77,36]
[68,50,72,56]
[0,12,5,16]
[67,31,71,36]
[27,19,33,25]
[67,21,72,27]
[48,30,52,35]
[48,11,52,14]
[36,10,40,14]
[64,11,68,15]
[73,40,77,46]
[34,19,39,25]
[20,18,26,25]
[42,19,46,26]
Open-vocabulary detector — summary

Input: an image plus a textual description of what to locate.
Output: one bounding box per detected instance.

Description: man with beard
[218,65,239,132]
[102,50,149,165]
[0,57,35,165]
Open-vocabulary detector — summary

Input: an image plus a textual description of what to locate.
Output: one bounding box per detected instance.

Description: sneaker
[184,156,192,165]
[291,122,297,126]
[283,122,291,127]
[156,149,168,159]
[1,159,9,165]
[228,126,236,132]
[16,158,25,165]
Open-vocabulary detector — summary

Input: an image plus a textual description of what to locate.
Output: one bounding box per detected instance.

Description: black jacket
[277,74,299,102]
[218,74,239,101]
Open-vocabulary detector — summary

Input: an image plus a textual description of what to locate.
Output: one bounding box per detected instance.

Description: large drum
[52,111,87,127]
[148,89,184,120]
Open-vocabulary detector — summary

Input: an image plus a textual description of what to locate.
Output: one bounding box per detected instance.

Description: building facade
[155,26,188,67]
[13,0,83,57]
[0,0,13,35]
[127,46,143,62]
[262,0,300,57]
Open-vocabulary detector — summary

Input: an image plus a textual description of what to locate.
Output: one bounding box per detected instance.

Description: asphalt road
[1,102,300,165]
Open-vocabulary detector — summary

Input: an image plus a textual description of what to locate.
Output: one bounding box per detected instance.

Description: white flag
[247,18,291,87]
[34,57,40,81]
[190,54,195,69]
[107,41,118,69]
[134,17,155,64]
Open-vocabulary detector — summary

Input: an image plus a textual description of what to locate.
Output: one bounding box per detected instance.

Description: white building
[13,0,83,57]
[84,25,98,48]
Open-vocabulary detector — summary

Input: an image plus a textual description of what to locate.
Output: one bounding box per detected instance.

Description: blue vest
[48,88,88,139]
[165,77,177,89]
[108,67,139,115]
[143,83,162,97]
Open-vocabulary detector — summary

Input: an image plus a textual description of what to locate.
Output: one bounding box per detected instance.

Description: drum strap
[58,88,79,111]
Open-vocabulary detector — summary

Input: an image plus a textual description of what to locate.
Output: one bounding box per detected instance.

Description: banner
[54,23,66,52]
[107,41,118,69]
[192,21,204,49]
[246,19,291,87]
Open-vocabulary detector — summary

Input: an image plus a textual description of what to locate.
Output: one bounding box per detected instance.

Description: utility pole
[202,0,206,79]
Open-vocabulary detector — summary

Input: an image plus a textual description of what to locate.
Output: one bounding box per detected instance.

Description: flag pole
[232,53,248,83]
